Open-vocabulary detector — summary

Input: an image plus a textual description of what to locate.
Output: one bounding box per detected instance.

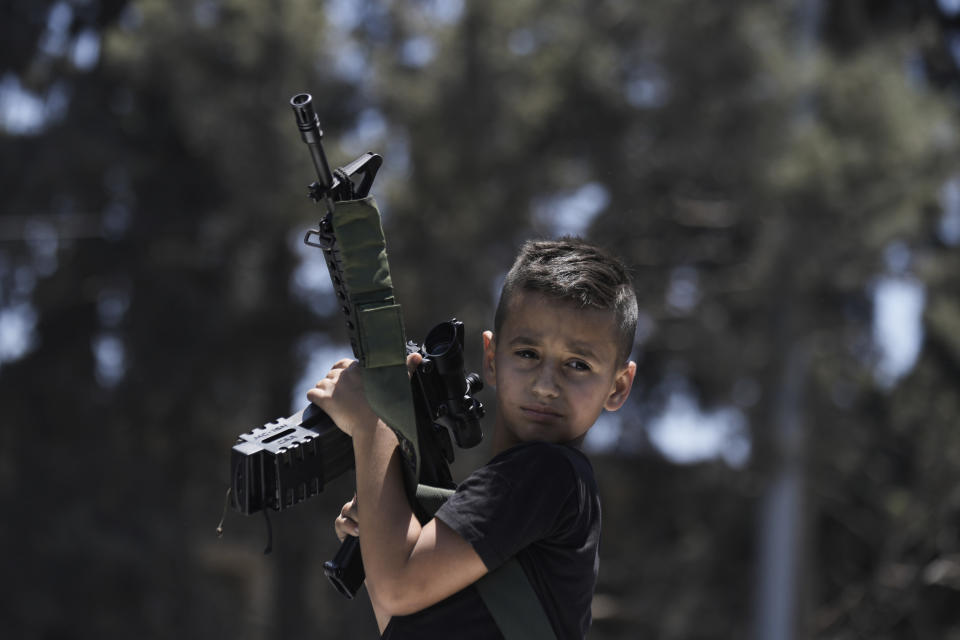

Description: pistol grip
[323,535,365,599]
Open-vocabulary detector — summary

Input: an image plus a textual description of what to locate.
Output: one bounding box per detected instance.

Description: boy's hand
[335,494,360,542]
[306,353,424,437]
[306,358,379,437]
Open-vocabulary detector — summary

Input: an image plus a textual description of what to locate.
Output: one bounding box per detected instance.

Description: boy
[308,237,638,638]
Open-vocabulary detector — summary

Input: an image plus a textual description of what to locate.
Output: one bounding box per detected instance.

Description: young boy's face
[482,290,636,451]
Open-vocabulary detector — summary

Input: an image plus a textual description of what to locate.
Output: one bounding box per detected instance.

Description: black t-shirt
[381,441,601,640]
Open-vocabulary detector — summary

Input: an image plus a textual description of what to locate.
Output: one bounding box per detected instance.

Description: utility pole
[751,1,821,639]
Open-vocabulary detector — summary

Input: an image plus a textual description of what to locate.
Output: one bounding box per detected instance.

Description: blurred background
[2,0,960,638]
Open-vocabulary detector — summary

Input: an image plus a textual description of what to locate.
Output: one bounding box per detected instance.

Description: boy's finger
[332,358,357,370]
[336,515,360,536]
[406,352,423,376]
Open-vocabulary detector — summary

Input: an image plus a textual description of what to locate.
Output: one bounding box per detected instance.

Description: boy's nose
[531,365,560,399]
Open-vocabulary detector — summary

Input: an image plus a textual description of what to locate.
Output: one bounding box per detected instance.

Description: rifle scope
[421,321,484,449]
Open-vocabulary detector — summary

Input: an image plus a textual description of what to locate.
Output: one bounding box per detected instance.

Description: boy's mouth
[520,405,563,422]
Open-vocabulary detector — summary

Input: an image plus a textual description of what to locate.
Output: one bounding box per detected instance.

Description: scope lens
[424,322,457,358]
[427,341,451,356]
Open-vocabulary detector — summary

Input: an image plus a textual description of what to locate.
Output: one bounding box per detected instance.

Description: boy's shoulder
[439,440,600,565]
[487,441,597,489]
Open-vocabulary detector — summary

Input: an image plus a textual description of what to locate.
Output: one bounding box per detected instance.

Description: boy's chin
[499,421,590,448]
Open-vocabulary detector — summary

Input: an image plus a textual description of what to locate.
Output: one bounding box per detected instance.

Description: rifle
[227,92,484,598]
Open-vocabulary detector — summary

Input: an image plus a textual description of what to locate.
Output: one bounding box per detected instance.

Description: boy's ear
[481,330,497,388]
[603,360,637,412]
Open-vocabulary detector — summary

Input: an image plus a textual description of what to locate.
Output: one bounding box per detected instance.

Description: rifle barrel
[290,93,335,193]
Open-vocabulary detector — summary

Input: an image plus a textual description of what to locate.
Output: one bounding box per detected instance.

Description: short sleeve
[435,442,590,571]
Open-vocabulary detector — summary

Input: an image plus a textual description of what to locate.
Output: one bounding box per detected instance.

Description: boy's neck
[491,427,586,455]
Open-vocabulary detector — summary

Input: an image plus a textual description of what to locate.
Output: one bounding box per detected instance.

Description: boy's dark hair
[494,237,638,364]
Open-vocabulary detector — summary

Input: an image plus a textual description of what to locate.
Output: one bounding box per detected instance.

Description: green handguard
[329,197,420,486]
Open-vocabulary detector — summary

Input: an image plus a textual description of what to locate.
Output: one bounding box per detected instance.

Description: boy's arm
[354,420,489,615]
[309,357,489,618]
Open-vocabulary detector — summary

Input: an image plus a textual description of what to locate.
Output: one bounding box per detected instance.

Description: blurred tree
[2,0,960,639]
[1,0,377,637]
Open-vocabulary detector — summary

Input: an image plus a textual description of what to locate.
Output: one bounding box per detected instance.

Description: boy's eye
[567,359,591,372]
[514,349,538,359]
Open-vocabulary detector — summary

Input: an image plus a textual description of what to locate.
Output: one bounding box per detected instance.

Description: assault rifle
[227,93,484,598]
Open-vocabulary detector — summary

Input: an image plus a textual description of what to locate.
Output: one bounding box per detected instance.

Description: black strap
[476,557,557,640]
